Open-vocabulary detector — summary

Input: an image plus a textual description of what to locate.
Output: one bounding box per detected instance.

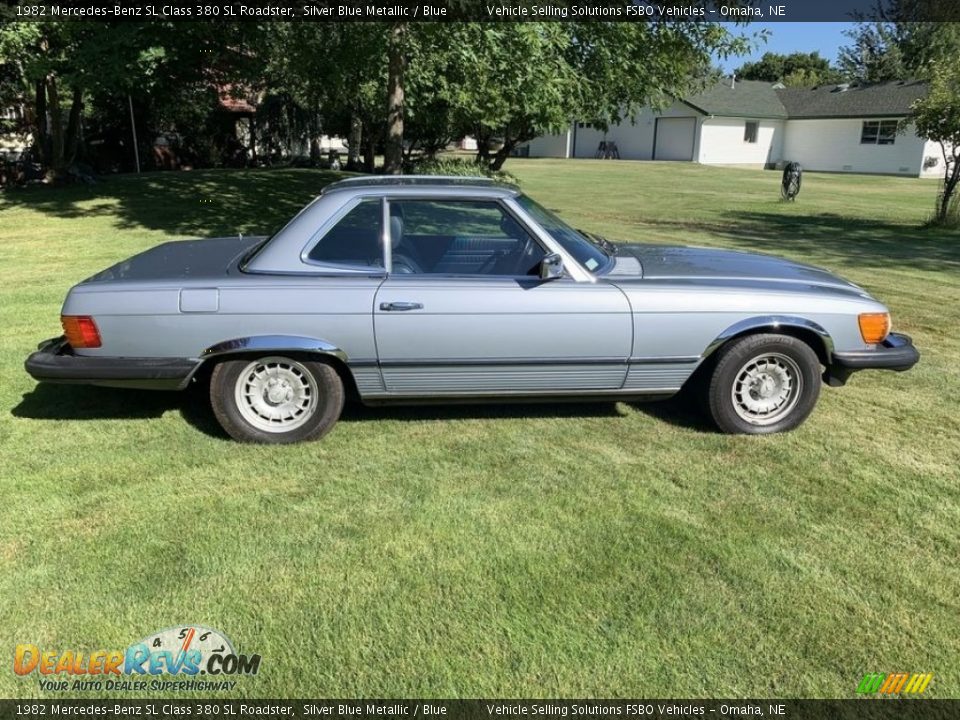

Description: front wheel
[210,356,344,443]
[706,334,821,435]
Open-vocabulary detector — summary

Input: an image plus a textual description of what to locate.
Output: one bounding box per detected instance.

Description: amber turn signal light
[61,315,102,349]
[858,312,891,344]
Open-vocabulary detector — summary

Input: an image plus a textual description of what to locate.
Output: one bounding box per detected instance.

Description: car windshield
[515,194,610,273]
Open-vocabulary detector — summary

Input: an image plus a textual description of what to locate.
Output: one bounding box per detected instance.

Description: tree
[436,22,749,170]
[911,63,960,225]
[838,2,960,82]
[0,23,162,177]
[0,21,258,178]
[383,23,407,175]
[0,38,30,144]
[5,19,750,177]
[836,6,960,224]
[736,51,840,87]
[265,23,388,172]
[838,22,906,82]
[266,21,748,173]
[433,24,579,170]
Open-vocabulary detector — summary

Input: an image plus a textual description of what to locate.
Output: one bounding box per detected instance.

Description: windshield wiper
[579,229,619,256]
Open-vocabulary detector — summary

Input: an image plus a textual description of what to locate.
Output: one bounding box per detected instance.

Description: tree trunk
[937,159,959,224]
[347,113,362,171]
[383,22,407,175]
[363,134,376,173]
[489,125,522,171]
[475,129,491,166]
[64,86,83,166]
[935,142,960,225]
[46,75,66,181]
[249,114,258,166]
[34,79,49,167]
[489,141,517,172]
[403,139,418,164]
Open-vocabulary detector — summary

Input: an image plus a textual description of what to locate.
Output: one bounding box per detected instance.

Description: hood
[82,235,266,284]
[611,243,864,293]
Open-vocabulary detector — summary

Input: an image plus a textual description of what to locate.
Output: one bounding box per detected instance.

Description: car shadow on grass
[1,168,349,239]
[13,384,715,438]
[338,400,629,424]
[11,383,230,440]
[627,394,718,433]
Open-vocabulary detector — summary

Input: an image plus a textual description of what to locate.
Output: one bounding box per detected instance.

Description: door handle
[380,301,424,312]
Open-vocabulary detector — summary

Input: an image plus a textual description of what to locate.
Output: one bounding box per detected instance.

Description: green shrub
[410,157,519,185]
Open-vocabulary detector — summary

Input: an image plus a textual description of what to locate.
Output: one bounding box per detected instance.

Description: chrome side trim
[351,366,386,394]
[629,355,700,364]
[373,356,699,368]
[702,316,835,359]
[380,365,627,394]
[378,356,627,368]
[241,268,386,279]
[381,196,392,273]
[623,363,697,391]
[362,387,680,401]
[201,335,348,362]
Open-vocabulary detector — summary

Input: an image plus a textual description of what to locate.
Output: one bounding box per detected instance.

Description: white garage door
[654,117,696,161]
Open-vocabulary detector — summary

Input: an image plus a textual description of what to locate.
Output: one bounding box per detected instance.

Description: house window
[861,120,898,145]
[744,121,759,144]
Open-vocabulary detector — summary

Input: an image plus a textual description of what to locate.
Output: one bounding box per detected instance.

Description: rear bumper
[24,337,199,390]
[826,332,920,386]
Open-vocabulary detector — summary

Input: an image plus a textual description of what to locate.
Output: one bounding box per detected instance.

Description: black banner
[3,0,960,23]
[1,700,958,720]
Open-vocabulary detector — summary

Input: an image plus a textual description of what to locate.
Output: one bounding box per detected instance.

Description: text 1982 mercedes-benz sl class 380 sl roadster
[26,176,919,443]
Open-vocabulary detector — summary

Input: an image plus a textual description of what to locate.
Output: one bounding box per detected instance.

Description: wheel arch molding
[702,316,835,367]
[197,335,360,396]
[200,335,347,362]
[201,335,348,362]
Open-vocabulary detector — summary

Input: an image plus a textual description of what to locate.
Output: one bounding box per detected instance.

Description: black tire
[209,355,344,444]
[706,333,821,435]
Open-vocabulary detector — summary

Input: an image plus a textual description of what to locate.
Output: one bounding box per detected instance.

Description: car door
[372,197,632,396]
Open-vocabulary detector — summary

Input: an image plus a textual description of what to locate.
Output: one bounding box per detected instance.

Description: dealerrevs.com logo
[856,672,934,696]
[14,625,261,692]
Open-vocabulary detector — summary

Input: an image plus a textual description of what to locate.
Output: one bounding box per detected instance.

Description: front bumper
[24,337,199,390]
[826,332,920,386]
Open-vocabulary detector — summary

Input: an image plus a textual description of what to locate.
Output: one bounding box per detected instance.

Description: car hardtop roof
[322,174,520,196]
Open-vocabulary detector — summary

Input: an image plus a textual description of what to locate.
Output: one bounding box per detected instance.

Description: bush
[409,157,519,185]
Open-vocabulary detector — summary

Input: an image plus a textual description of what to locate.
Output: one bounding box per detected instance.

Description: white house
[524,79,944,178]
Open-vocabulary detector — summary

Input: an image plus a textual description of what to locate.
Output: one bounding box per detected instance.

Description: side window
[744,121,759,144]
[307,199,382,268]
[389,199,545,276]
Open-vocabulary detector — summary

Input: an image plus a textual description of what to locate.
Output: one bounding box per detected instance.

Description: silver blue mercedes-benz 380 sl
[26,176,919,443]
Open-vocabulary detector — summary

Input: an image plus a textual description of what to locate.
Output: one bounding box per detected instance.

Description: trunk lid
[82,236,266,284]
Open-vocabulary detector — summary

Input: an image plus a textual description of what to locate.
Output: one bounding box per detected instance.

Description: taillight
[61,315,102,348]
[858,312,891,344]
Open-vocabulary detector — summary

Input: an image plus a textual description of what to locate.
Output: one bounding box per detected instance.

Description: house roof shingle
[775,80,928,119]
[680,78,929,120]
[682,79,788,119]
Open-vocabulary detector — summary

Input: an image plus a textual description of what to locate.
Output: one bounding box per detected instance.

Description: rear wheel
[210,355,344,443]
[706,334,821,435]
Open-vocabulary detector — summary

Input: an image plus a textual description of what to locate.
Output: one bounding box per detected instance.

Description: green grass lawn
[0,161,958,699]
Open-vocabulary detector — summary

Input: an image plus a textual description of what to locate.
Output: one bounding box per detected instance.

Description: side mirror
[539,253,564,280]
